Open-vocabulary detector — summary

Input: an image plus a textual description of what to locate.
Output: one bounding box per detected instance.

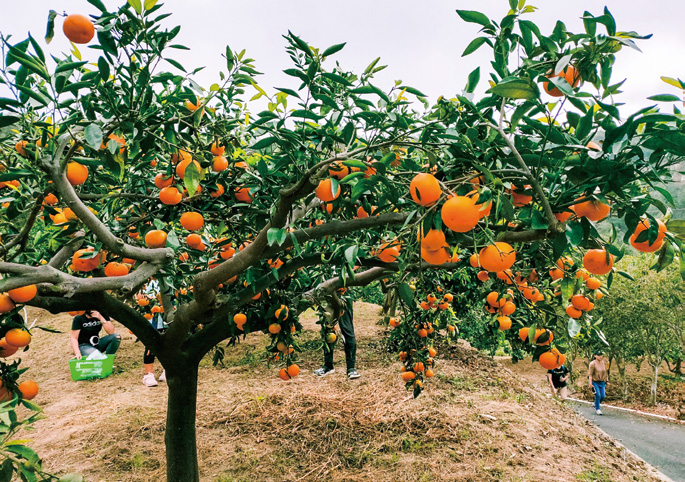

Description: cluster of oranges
[398,346,437,391]
[0,328,38,401]
[418,292,453,311]
[0,285,38,315]
[262,305,300,381]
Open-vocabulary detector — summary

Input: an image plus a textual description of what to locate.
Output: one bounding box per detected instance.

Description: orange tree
[1,0,684,480]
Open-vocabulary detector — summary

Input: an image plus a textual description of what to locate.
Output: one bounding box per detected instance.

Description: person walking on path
[547,363,570,400]
[314,289,360,380]
[589,350,609,415]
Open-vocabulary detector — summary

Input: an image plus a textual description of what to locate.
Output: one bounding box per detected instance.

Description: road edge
[567,397,685,424]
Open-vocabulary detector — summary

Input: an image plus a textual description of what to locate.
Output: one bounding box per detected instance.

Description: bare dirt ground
[500,356,685,419]
[13,303,667,481]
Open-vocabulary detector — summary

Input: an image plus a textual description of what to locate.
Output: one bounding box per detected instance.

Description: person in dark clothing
[314,290,360,380]
[70,310,120,359]
[142,312,167,387]
[547,363,569,400]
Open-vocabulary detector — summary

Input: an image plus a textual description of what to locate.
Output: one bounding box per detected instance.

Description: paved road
[572,402,685,482]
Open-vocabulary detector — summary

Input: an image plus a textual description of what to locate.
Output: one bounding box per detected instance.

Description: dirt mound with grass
[17,303,663,481]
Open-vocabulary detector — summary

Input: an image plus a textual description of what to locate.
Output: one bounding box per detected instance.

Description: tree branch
[0,193,45,260]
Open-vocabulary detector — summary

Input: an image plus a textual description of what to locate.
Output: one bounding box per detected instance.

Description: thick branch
[0,193,44,259]
[496,229,550,243]
[48,231,85,268]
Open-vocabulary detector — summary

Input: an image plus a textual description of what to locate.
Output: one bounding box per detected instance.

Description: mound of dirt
[15,304,662,481]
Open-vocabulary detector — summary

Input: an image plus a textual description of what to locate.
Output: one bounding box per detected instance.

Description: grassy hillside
[16,303,663,481]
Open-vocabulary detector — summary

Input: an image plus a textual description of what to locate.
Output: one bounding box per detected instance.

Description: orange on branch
[629,218,667,253]
[66,162,88,186]
[159,186,183,205]
[573,199,610,222]
[0,294,16,314]
[441,196,480,232]
[409,173,441,206]
[104,262,129,277]
[315,179,341,202]
[63,14,95,44]
[5,329,31,348]
[180,212,204,231]
[543,65,581,97]
[478,243,516,272]
[8,285,37,303]
[145,230,168,248]
[154,173,173,189]
[18,380,39,400]
[583,249,614,276]
[212,156,228,172]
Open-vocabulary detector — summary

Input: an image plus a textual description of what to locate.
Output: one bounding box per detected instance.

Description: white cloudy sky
[0,0,683,115]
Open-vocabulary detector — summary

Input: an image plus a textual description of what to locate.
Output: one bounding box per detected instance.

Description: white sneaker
[596,409,602,415]
[158,370,166,382]
[142,373,158,387]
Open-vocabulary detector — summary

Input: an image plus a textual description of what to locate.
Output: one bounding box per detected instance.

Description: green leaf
[165,58,186,72]
[84,124,103,150]
[344,245,358,265]
[660,76,685,89]
[275,87,301,99]
[615,270,634,281]
[398,283,414,306]
[288,31,312,57]
[646,94,681,102]
[98,56,110,81]
[321,72,352,86]
[461,37,488,57]
[487,78,539,100]
[398,85,428,98]
[456,9,492,27]
[183,162,201,196]
[128,0,143,14]
[465,67,480,93]
[322,42,346,57]
[531,210,548,230]
[45,10,57,44]
[144,0,159,10]
[0,459,12,482]
[595,98,620,119]
[225,45,234,71]
[566,222,584,246]
[267,228,287,246]
[251,137,278,150]
[0,116,20,128]
[86,0,108,12]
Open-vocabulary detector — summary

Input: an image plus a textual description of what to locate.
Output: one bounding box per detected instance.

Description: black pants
[324,310,356,371]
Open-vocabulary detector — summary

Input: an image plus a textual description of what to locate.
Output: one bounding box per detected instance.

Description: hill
[16,303,664,481]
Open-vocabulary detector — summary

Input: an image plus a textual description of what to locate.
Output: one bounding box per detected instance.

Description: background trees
[0,0,683,479]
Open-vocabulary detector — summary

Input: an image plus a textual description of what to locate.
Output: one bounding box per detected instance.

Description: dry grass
[14,302,662,481]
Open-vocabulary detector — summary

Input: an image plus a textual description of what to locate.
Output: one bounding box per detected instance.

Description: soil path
[572,402,685,482]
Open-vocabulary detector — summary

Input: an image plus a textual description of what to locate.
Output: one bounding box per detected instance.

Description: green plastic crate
[69,355,115,381]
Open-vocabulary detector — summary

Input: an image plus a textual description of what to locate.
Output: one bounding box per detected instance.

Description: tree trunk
[617,363,627,402]
[650,363,658,406]
[165,362,200,482]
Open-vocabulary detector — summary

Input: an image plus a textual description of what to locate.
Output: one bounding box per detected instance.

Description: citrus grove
[0,0,683,480]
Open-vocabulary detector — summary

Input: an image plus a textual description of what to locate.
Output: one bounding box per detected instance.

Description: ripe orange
[549,268,564,280]
[104,262,129,277]
[543,65,581,97]
[18,380,39,400]
[210,142,225,156]
[185,233,203,249]
[401,371,416,382]
[586,277,601,290]
[469,253,480,268]
[275,305,289,320]
[0,338,18,357]
[63,14,95,44]
[425,369,434,378]
[176,159,201,180]
[417,328,428,338]
[234,187,253,203]
[378,242,400,263]
[43,193,58,205]
[518,327,530,342]
[180,212,204,231]
[154,173,173,189]
[413,362,425,373]
[171,150,192,164]
[268,323,281,334]
[583,249,614,275]
[421,247,450,265]
[8,285,37,303]
[554,211,574,223]
[501,301,516,316]
[497,316,512,331]
[66,162,88,186]
[15,140,28,157]
[315,179,341,202]
[478,243,516,272]
[72,249,105,272]
[477,270,489,282]
[0,294,16,314]
[573,199,610,222]
[629,218,667,253]
[409,173,441,206]
[159,186,183,205]
[441,196,480,232]
[510,185,533,207]
[486,291,504,308]
[212,155,228,172]
[278,368,291,381]
[329,161,350,180]
[539,350,560,370]
[421,229,447,251]
[287,364,300,377]
[5,328,31,348]
[356,206,371,218]
[234,313,247,326]
[210,183,225,198]
[566,305,583,318]
[145,230,168,248]
[571,294,590,311]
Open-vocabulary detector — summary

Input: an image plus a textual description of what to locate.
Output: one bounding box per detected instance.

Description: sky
[0,0,683,115]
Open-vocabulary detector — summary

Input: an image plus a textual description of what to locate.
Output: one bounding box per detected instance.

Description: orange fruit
[66,162,88,186]
[287,364,300,378]
[329,161,350,180]
[8,285,37,303]
[210,142,225,156]
[71,249,105,272]
[159,186,183,205]
[180,212,204,231]
[401,371,416,382]
[421,247,450,265]
[417,328,428,338]
[185,233,203,249]
[413,362,425,373]
[596,292,605,300]
[409,173,441,206]
[518,327,530,342]
[268,323,281,334]
[18,380,39,400]
[15,140,28,157]
[176,159,201,180]
[63,14,95,44]
[441,196,480,232]
[477,270,489,282]
[478,243,516,272]
[583,249,614,276]
[566,305,583,318]
[629,218,667,253]
[486,291,505,308]
[274,305,289,320]
[315,179,341,202]
[543,65,581,97]
[554,211,573,223]
[421,229,447,251]
[501,301,516,315]
[154,173,173,189]
[104,262,129,277]
[571,294,590,311]
[539,350,560,370]
[212,156,228,172]
[428,347,438,357]
[378,242,400,263]
[497,316,512,331]
[278,368,291,381]
[171,150,192,164]
[573,199,610,222]
[43,193,58,205]
[0,294,16,314]
[145,230,167,248]
[586,277,601,290]
[356,206,371,218]
[469,253,480,268]
[5,328,31,348]
[234,187,253,203]
[510,185,533,207]
[549,268,564,280]
[0,338,18,357]
[425,369,434,378]
[210,183,225,198]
